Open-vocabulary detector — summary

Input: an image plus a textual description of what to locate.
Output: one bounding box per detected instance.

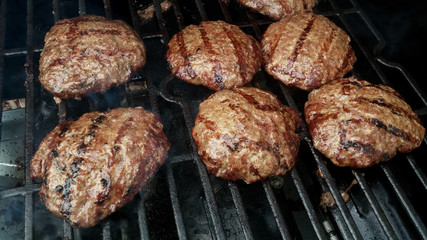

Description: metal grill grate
[0,0,426,239]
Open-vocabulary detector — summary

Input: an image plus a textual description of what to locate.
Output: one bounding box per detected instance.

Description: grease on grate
[320,178,358,212]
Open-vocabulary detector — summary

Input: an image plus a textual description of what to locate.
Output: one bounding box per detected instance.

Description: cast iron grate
[0,0,426,239]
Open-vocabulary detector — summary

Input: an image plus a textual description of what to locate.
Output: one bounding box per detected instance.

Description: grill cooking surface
[0,0,426,239]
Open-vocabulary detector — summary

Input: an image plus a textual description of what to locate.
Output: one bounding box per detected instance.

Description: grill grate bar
[0,0,6,140]
[128,0,143,37]
[24,1,36,240]
[167,164,188,240]
[159,74,227,239]
[329,4,427,237]
[53,0,60,22]
[2,48,42,57]
[159,0,229,232]
[217,0,233,23]
[326,1,391,87]
[103,0,113,19]
[78,0,87,16]
[262,181,293,239]
[1,1,423,239]
[102,221,112,240]
[0,184,40,198]
[24,193,33,240]
[376,57,427,105]
[406,154,427,189]
[136,192,150,240]
[170,0,186,30]
[193,154,226,239]
[317,168,354,239]
[63,221,73,240]
[228,182,255,240]
[278,83,361,239]
[124,1,155,239]
[153,0,170,43]
[352,170,399,239]
[244,11,263,39]
[51,0,67,123]
[381,165,427,239]
[195,0,208,21]
[290,170,329,240]
[349,0,427,106]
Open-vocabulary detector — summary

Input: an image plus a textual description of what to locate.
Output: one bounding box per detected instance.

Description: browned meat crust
[304,78,425,168]
[238,0,317,21]
[262,13,356,91]
[166,21,262,91]
[39,15,146,100]
[192,87,301,183]
[30,107,170,228]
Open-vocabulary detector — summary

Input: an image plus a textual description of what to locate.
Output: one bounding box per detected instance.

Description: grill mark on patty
[256,141,282,166]
[197,115,216,132]
[176,32,197,79]
[341,116,416,143]
[308,26,336,81]
[222,25,247,84]
[78,29,122,36]
[283,15,316,74]
[280,1,291,14]
[268,16,293,61]
[95,178,111,205]
[357,97,417,121]
[343,80,362,89]
[338,47,354,73]
[199,25,225,89]
[56,16,98,26]
[338,129,376,154]
[337,128,392,164]
[362,84,406,101]
[369,119,411,142]
[231,89,280,112]
[387,124,412,142]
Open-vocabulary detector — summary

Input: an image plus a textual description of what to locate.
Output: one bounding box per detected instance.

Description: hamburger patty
[304,78,425,168]
[166,21,262,91]
[192,87,301,183]
[39,15,146,100]
[238,0,317,21]
[30,107,170,228]
[262,13,356,91]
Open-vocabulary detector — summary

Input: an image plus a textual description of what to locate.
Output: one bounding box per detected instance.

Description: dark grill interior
[0,0,426,239]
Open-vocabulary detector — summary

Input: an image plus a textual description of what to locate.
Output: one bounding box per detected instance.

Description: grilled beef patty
[192,87,301,183]
[304,78,425,168]
[238,0,317,21]
[166,21,262,91]
[30,107,170,228]
[39,15,146,100]
[262,13,356,91]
